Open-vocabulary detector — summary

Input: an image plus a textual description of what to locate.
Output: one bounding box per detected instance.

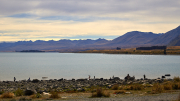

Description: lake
[0,53,180,81]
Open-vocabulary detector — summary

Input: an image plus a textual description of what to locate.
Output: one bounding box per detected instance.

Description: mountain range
[0,25,180,52]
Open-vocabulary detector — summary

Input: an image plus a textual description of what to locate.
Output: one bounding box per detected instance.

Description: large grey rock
[24,88,36,95]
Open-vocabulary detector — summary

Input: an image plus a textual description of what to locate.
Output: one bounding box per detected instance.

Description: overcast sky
[0,0,180,41]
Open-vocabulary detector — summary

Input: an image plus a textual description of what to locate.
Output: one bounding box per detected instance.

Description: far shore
[77,46,180,55]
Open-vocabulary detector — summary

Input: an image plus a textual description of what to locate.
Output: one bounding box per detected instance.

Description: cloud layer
[0,0,180,41]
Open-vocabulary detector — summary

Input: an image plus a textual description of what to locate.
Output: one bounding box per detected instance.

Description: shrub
[172,82,180,90]
[152,83,164,93]
[0,92,14,98]
[49,91,60,99]
[14,88,24,96]
[91,88,110,97]
[163,83,172,90]
[173,76,180,82]
[30,93,42,98]
[0,90,4,95]
[111,84,119,90]
[130,84,144,90]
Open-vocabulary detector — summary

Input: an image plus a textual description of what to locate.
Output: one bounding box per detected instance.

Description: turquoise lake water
[0,53,180,81]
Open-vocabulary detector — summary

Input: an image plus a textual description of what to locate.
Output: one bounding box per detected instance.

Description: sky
[0,0,180,42]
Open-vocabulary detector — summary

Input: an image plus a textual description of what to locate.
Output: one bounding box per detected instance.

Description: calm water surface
[0,53,180,81]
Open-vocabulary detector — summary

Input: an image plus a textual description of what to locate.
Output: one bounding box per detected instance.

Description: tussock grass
[130,84,144,90]
[14,88,24,96]
[152,83,164,93]
[30,93,42,98]
[111,84,119,90]
[173,76,180,82]
[114,90,125,94]
[91,88,110,97]
[18,97,32,101]
[172,82,180,90]
[0,92,14,98]
[49,91,60,99]
[163,82,172,90]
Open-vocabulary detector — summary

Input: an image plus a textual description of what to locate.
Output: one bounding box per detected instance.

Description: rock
[43,92,51,96]
[77,88,85,92]
[24,88,36,95]
[32,79,39,83]
[125,92,131,94]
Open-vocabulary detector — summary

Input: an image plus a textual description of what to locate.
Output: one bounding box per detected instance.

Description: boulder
[32,79,39,83]
[24,88,36,95]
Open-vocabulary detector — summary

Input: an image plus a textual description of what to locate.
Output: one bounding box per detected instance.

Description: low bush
[173,76,180,82]
[30,93,42,98]
[49,91,60,99]
[0,90,4,95]
[0,92,14,98]
[130,84,144,90]
[111,84,119,90]
[14,88,24,96]
[91,88,110,97]
[163,83,172,90]
[152,83,164,93]
[172,82,180,90]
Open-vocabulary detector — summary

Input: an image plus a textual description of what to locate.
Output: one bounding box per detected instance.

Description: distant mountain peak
[148,25,180,45]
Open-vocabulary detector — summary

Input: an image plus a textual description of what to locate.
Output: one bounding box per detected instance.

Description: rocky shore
[0,77,173,94]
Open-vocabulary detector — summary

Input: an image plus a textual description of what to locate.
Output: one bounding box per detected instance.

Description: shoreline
[0,76,180,100]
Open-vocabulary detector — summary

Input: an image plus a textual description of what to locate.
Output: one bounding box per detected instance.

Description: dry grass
[91,88,110,97]
[114,90,126,94]
[152,83,164,93]
[172,82,180,90]
[49,91,60,99]
[163,82,173,90]
[0,92,14,98]
[130,84,144,90]
[30,93,42,98]
[79,46,180,55]
[174,76,180,82]
[111,84,119,90]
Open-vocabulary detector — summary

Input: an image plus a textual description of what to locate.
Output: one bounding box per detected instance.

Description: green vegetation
[14,88,24,96]
[30,93,42,98]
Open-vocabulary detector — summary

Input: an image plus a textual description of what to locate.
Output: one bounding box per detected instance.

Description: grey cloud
[0,0,38,15]
[0,0,180,18]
